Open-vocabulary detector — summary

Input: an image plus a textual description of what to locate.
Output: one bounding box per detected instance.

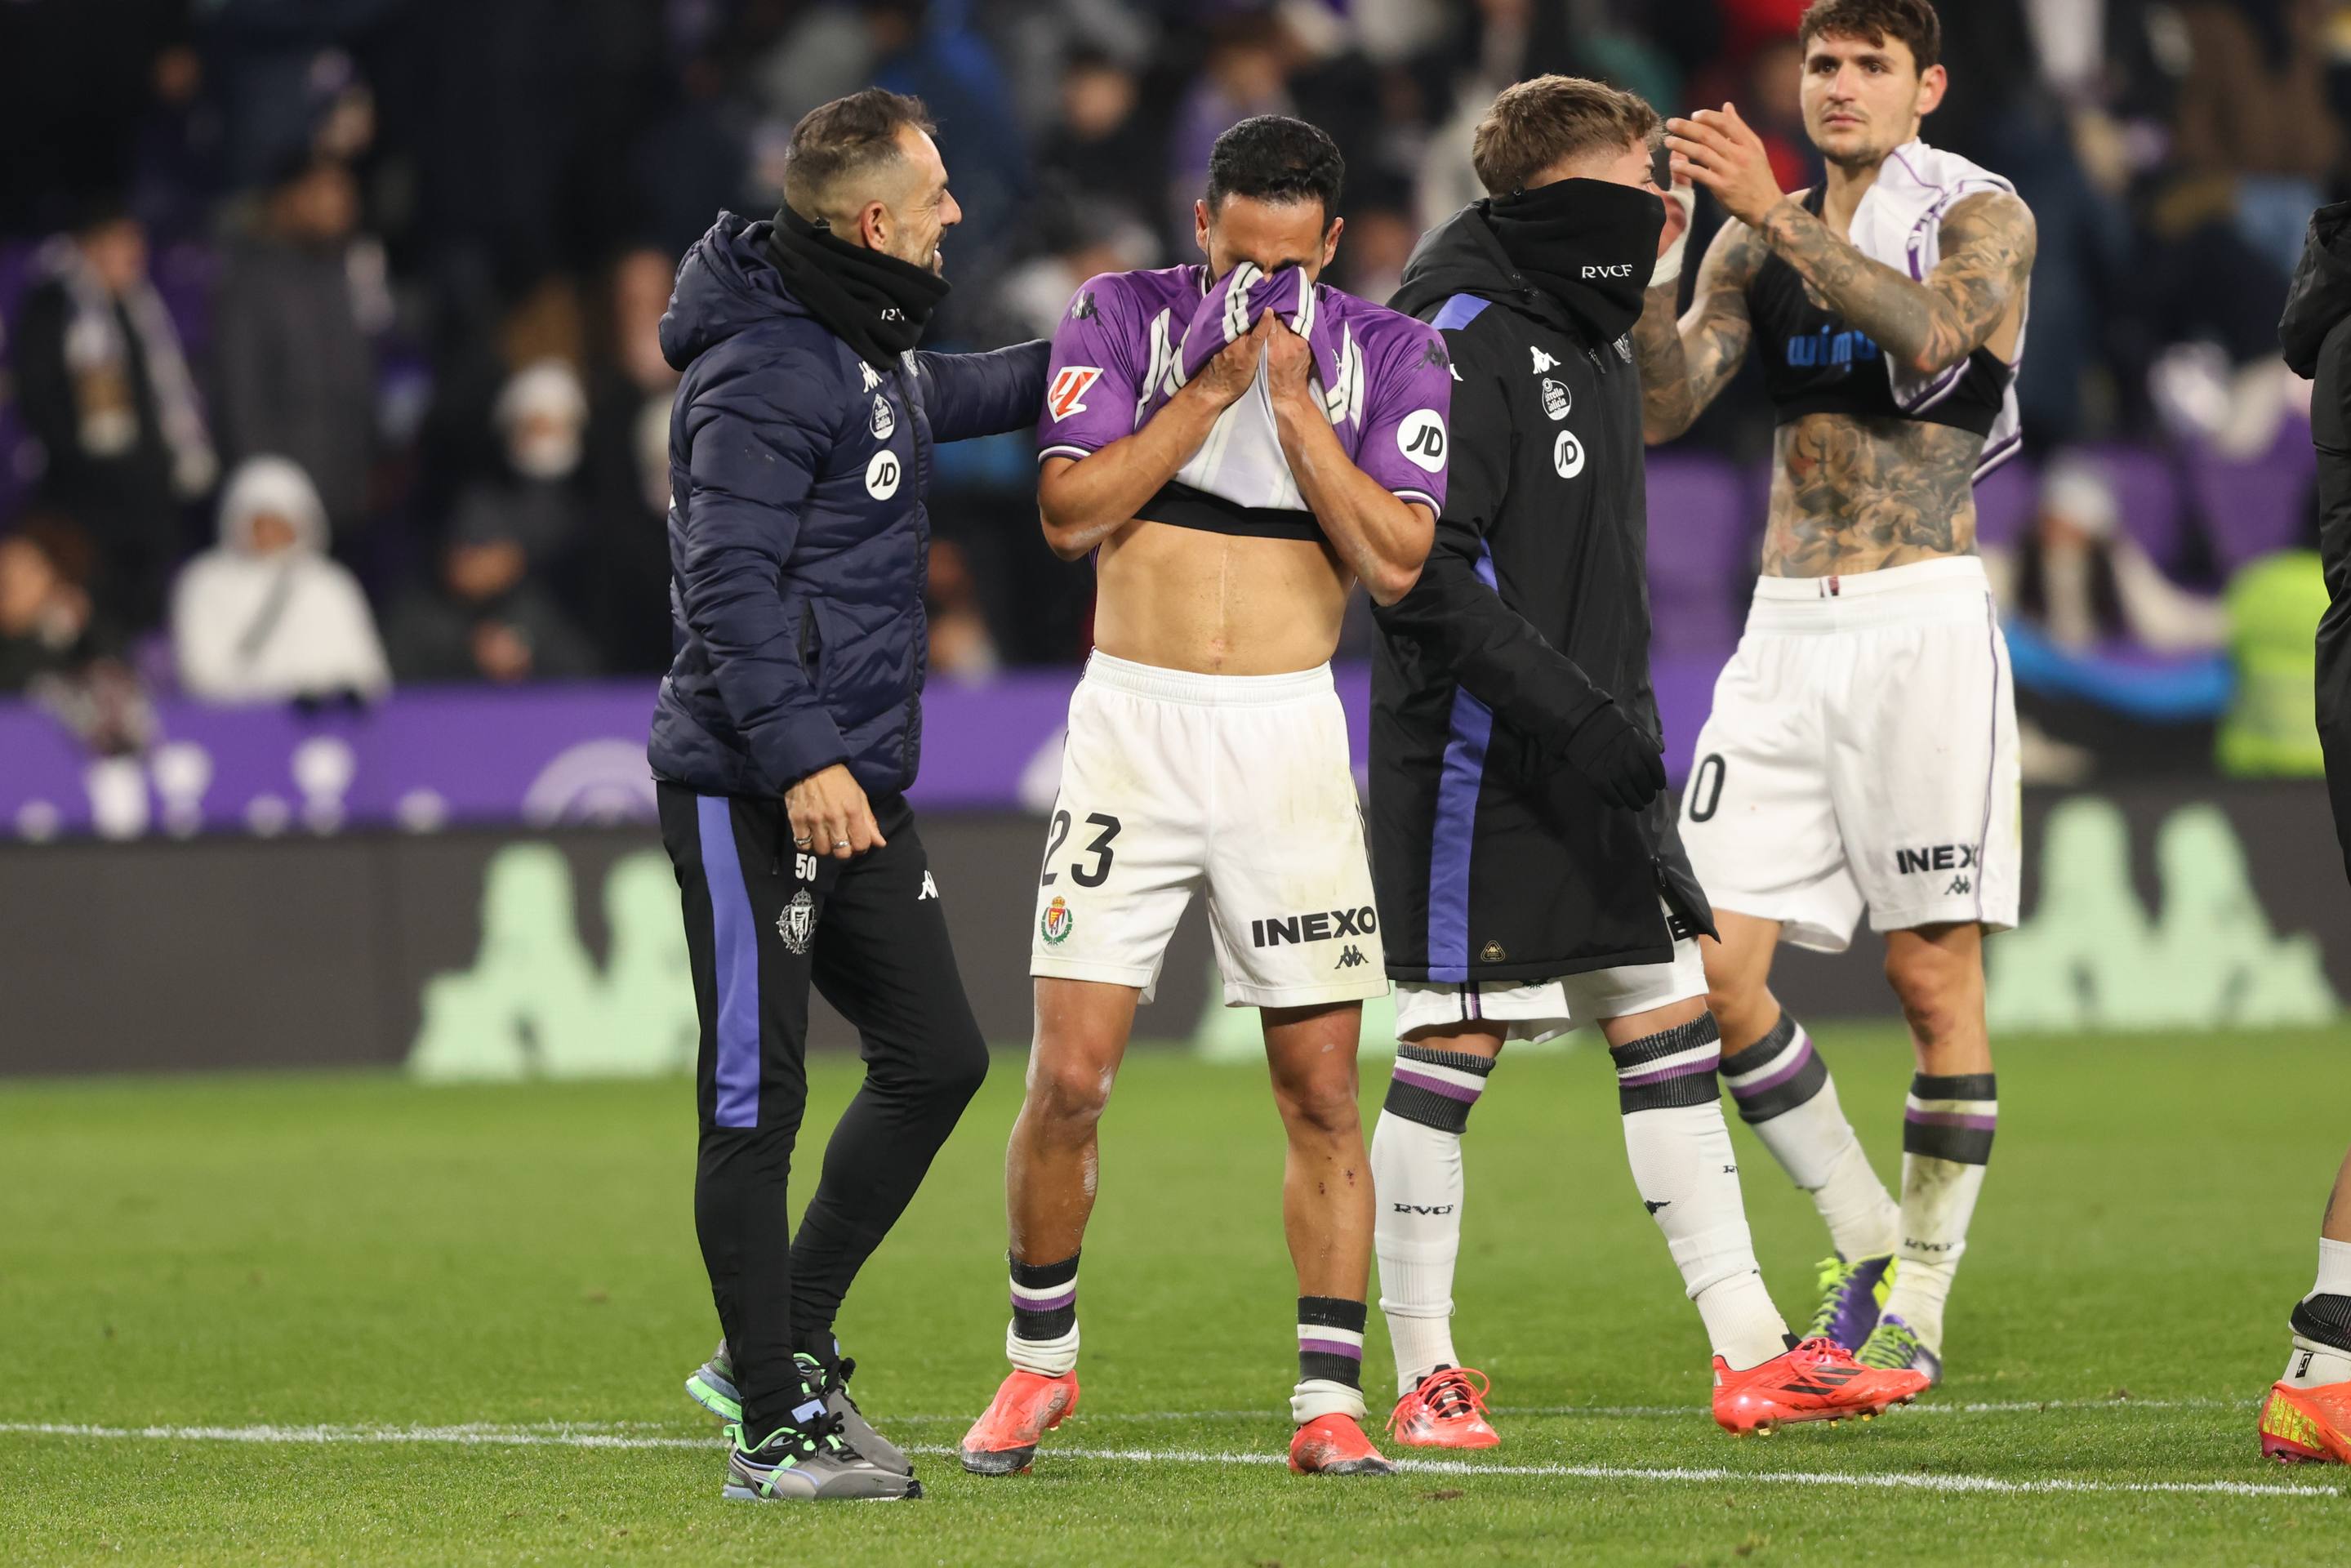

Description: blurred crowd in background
[2,0,2347,780]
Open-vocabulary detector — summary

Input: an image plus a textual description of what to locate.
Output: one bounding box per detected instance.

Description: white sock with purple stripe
[1610,1016,1790,1370]
[1373,1045,1496,1392]
[1292,1296,1369,1423]
[1006,1253,1080,1376]
[1882,1073,1997,1355]
[1719,1013,1900,1262]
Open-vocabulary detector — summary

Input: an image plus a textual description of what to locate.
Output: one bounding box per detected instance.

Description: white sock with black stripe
[1372,1045,1497,1392]
[2283,1239,2351,1388]
[1612,1016,1789,1371]
[1719,1013,1900,1263]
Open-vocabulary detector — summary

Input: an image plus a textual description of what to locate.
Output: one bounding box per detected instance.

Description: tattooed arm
[1666,105,2037,379]
[1633,219,1765,444]
[1753,189,2037,379]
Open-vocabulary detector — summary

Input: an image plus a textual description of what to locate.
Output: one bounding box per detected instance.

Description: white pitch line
[2,1423,2335,1501]
[942,1445,2342,1500]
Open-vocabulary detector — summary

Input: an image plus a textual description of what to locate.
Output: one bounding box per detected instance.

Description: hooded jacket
[1370,203,1710,985]
[648,213,1047,800]
[171,455,390,702]
[2278,198,2351,881]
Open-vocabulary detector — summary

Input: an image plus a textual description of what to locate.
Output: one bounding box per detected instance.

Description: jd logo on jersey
[1396,410,1447,473]
[1252,906,1378,948]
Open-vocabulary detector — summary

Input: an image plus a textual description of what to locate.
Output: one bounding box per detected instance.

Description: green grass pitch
[4,1026,2347,1565]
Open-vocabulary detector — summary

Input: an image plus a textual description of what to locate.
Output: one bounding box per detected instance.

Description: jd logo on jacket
[866,451,901,499]
[1553,430,1585,479]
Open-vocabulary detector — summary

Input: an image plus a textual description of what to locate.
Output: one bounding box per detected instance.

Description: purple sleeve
[1351,321,1454,515]
[1035,274,1143,463]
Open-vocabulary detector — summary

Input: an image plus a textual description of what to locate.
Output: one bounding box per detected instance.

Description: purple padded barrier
[2077,443,2188,575]
[1970,454,2036,550]
[2188,417,2318,574]
[1646,457,1752,659]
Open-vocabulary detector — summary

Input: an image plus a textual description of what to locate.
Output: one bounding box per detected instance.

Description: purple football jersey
[1036,264,1453,519]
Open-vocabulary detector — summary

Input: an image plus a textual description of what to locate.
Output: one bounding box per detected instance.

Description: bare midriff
[1090,519,1352,675]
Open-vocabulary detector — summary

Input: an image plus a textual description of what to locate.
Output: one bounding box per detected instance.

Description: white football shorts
[1391,901,1708,1045]
[1030,651,1385,1007]
[1679,555,2021,953]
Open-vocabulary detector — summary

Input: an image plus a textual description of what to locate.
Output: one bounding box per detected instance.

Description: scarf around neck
[765,205,951,368]
[1481,176,1665,345]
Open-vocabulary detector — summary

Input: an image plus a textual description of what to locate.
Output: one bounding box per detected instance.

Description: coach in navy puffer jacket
[649,211,1044,801]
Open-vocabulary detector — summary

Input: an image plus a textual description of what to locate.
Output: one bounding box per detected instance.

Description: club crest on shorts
[777,889,815,955]
[1541,378,1570,420]
[1040,895,1075,945]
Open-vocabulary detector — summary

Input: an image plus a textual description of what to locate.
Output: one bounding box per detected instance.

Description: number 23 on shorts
[1040,810,1122,889]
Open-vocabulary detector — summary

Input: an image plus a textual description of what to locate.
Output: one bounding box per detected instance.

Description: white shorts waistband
[1081,649,1335,707]
[1744,556,1993,635]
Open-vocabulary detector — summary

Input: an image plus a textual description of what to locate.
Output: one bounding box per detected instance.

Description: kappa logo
[1047,365,1102,422]
[918,870,939,901]
[1529,346,1559,374]
[1396,409,1447,473]
[1421,339,1449,370]
[864,450,902,500]
[1896,843,1979,875]
[1614,335,1632,363]
[1335,944,1369,969]
[869,394,896,439]
[1069,288,1097,321]
[859,362,882,392]
[1252,906,1378,948]
[1541,378,1570,420]
[1553,430,1586,479]
[1644,1199,1671,1214]
[1040,894,1075,945]
[777,889,815,955]
[1947,875,1971,896]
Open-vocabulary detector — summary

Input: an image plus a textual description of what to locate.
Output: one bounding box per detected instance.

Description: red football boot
[1387,1366,1501,1450]
[1289,1411,1395,1475]
[1712,1337,1928,1435]
[960,1369,1080,1475]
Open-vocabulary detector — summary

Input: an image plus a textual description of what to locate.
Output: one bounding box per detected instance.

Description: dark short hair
[1205,115,1345,224]
[781,87,937,221]
[1797,0,1942,72]
[1471,75,1659,197]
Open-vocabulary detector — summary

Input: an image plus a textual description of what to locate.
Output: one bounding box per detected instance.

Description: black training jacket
[1370,203,1711,985]
[2279,198,2351,885]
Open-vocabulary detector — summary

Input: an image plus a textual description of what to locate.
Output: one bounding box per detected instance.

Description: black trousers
[658,782,988,1437]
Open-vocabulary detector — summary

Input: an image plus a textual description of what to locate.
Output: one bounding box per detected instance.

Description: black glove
[1560,702,1667,809]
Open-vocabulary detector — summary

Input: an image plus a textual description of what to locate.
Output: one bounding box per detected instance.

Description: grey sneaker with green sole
[689,1343,913,1477]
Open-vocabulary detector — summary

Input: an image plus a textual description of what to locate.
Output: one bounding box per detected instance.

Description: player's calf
[1372,1044,1498,1405]
[1610,1013,1790,1374]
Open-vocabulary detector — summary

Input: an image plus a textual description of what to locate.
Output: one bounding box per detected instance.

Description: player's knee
[1271,1067,1362,1139]
[1025,1052,1115,1130]
[926,1027,991,1107]
[1883,947,1968,1045]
